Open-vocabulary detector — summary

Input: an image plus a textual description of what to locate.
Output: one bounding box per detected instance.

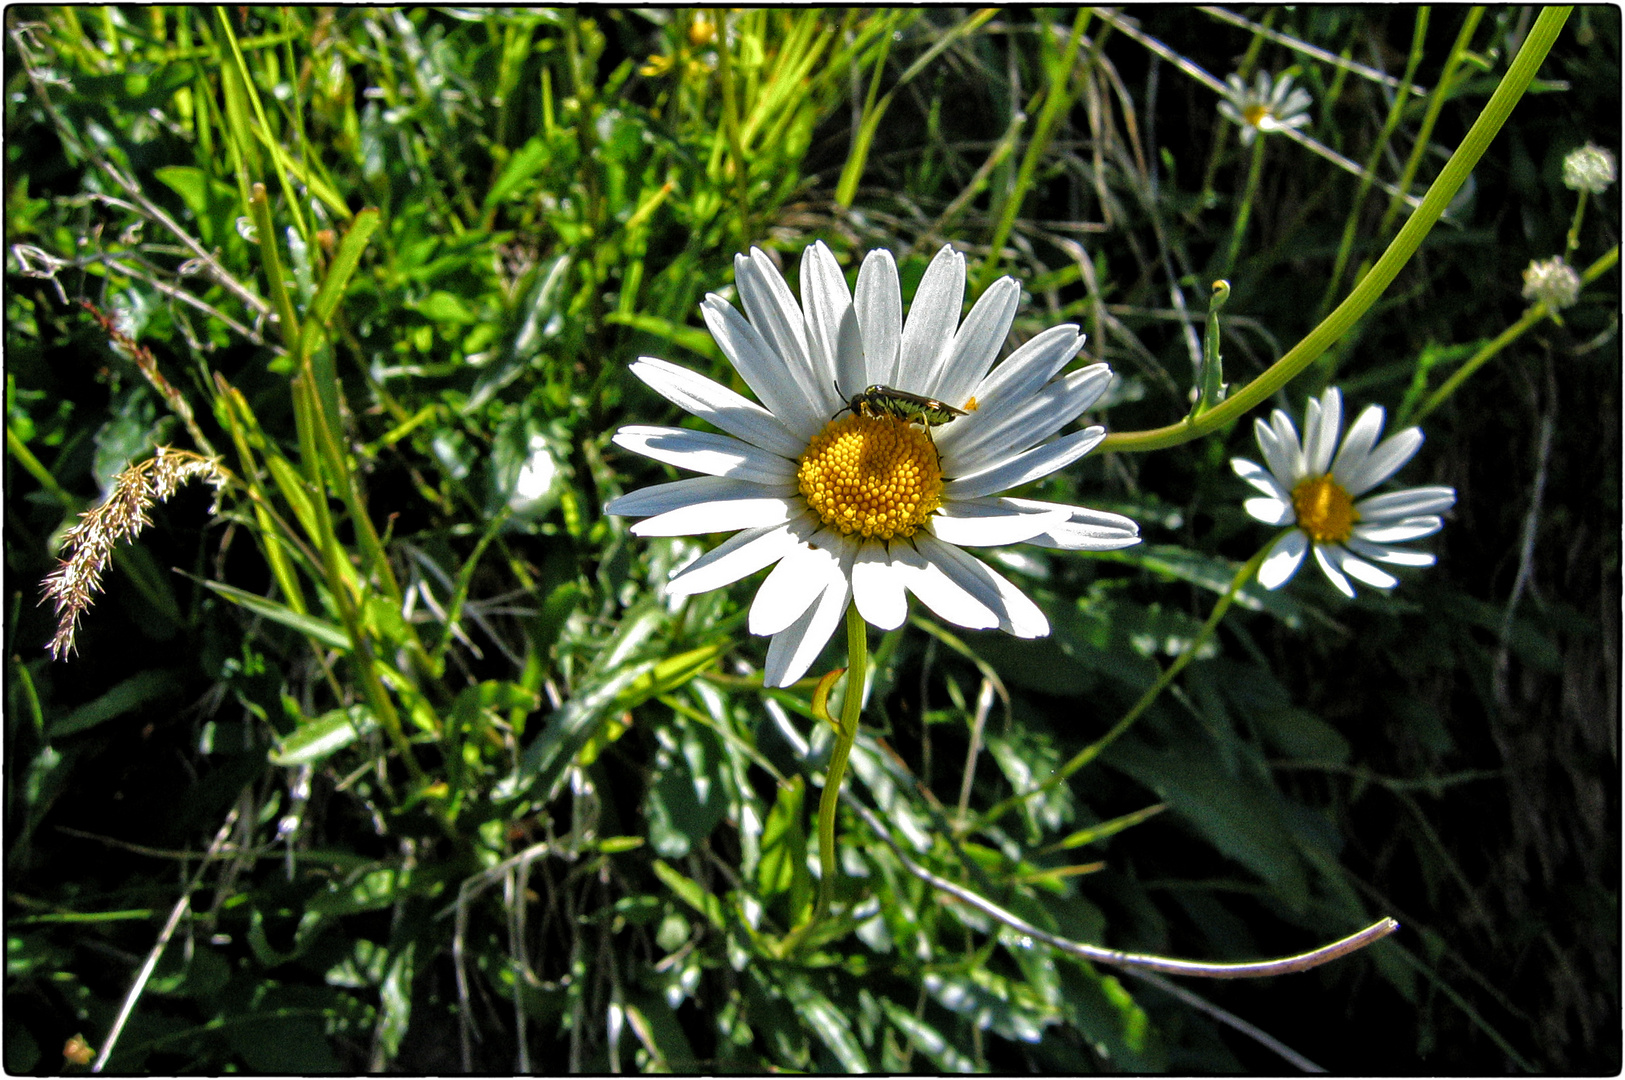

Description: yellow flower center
[1243,103,1271,127]
[797,414,943,539]
[1291,475,1358,543]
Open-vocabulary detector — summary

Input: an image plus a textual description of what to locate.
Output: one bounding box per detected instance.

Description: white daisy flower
[1218,71,1313,147]
[606,242,1141,686]
[1230,387,1455,599]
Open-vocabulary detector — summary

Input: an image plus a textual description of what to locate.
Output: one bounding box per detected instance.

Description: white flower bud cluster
[1562,144,1616,194]
[1521,257,1582,310]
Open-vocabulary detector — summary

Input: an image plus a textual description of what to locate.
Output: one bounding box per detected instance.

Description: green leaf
[924,965,1057,1044]
[1103,737,1310,909]
[269,705,376,766]
[204,580,350,651]
[651,859,725,930]
[757,776,810,915]
[879,998,975,1072]
[779,971,869,1071]
[412,290,478,325]
[484,136,551,208]
[644,719,728,858]
[1048,803,1167,851]
[49,669,180,738]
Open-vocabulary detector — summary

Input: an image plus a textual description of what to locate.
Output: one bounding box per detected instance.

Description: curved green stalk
[972,545,1271,833]
[812,603,868,922]
[1100,6,1572,455]
[1412,244,1618,423]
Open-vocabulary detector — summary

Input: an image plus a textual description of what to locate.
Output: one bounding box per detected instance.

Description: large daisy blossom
[1231,388,1455,598]
[605,242,1141,686]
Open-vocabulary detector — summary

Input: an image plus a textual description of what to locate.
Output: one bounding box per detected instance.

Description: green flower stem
[974,8,1091,294]
[1099,6,1571,455]
[1411,243,1619,423]
[1223,136,1267,276]
[972,545,1271,834]
[1378,8,1487,238]
[1316,7,1430,323]
[812,603,868,922]
[1567,188,1590,254]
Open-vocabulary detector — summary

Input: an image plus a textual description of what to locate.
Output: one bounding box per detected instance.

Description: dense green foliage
[5,6,1617,1073]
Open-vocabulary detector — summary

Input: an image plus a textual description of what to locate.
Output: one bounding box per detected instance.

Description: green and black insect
[833,382,970,438]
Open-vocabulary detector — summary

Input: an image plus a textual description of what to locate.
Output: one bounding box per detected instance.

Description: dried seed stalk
[40,448,228,658]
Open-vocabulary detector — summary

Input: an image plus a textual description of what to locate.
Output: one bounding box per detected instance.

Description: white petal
[763,548,854,687]
[833,303,866,407]
[702,296,823,439]
[1257,530,1308,590]
[916,534,1048,637]
[1254,416,1300,489]
[852,540,908,630]
[928,502,1070,548]
[1244,496,1295,526]
[897,244,965,389]
[971,324,1084,407]
[1267,410,1307,482]
[612,426,797,484]
[736,249,813,389]
[1352,516,1443,544]
[929,276,1020,407]
[1345,537,1437,567]
[1342,427,1424,497]
[607,474,774,518]
[889,540,998,629]
[943,426,1105,500]
[799,241,851,407]
[1355,486,1456,520]
[667,518,811,597]
[999,497,1141,551]
[1332,547,1399,590]
[629,357,805,458]
[631,494,798,537]
[854,248,902,387]
[750,535,841,636]
[1231,457,1290,501]
[940,364,1112,473]
[1329,404,1385,490]
[1312,544,1356,599]
[1306,388,1343,477]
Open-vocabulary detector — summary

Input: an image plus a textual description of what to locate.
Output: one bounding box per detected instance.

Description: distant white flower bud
[1521,257,1581,309]
[1562,143,1616,193]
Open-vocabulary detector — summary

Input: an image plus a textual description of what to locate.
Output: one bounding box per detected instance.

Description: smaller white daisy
[1231,388,1455,598]
[1218,71,1313,147]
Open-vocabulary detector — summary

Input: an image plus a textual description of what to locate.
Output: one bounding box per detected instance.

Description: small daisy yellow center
[1291,475,1358,543]
[797,414,943,539]
[1243,103,1271,127]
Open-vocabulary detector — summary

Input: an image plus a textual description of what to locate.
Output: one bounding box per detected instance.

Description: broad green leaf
[269,705,375,766]
[779,971,868,1072]
[1104,736,1310,910]
[879,998,976,1072]
[757,776,809,906]
[651,860,726,930]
